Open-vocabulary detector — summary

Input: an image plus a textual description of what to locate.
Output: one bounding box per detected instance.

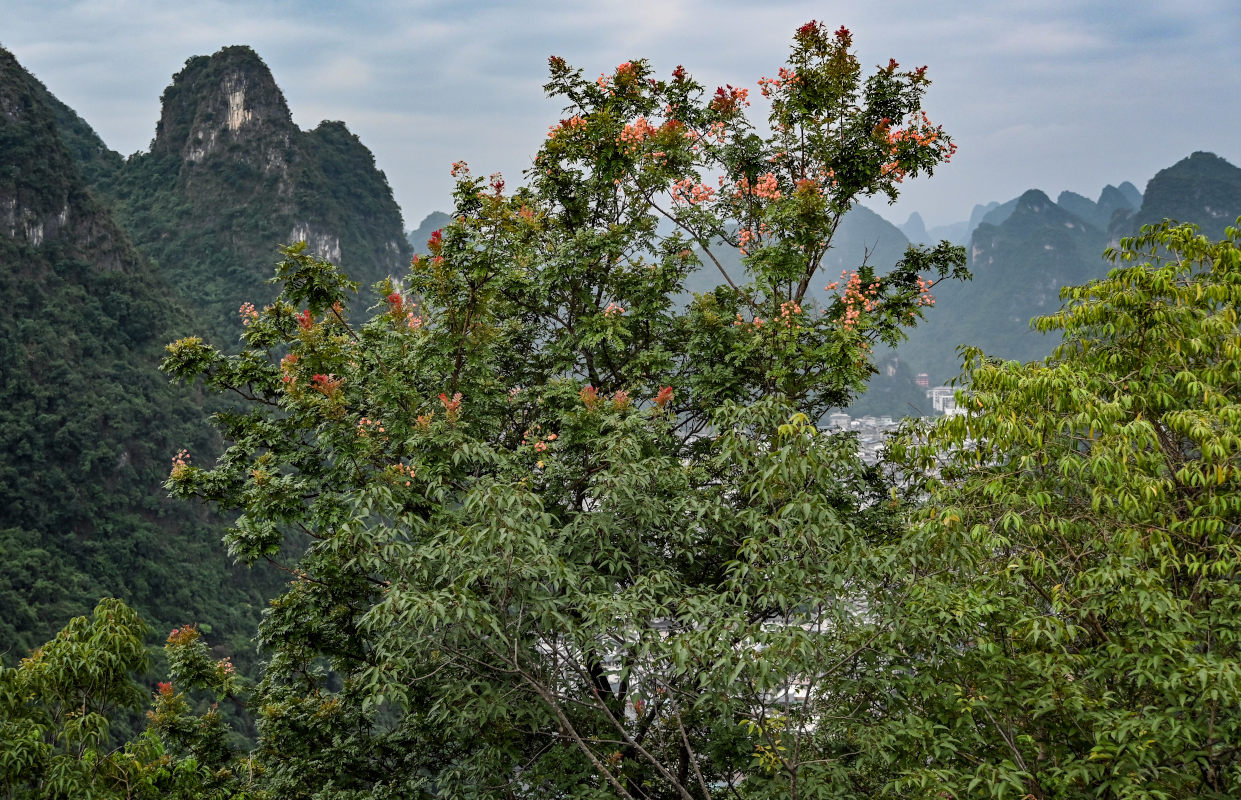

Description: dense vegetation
[4,24,1241,800]
[153,22,965,798]
[0,47,272,664]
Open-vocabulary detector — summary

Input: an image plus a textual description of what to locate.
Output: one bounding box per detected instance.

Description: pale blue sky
[3,0,1239,230]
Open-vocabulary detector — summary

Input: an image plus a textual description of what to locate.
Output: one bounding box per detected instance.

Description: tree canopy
[158,21,965,799]
[891,219,1241,798]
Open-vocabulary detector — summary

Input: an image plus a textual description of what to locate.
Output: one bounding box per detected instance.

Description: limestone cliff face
[152,45,294,173]
[0,48,137,272]
[94,45,411,343]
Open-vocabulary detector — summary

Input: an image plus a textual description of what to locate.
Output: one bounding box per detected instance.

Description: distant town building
[928,384,963,414]
[915,372,930,388]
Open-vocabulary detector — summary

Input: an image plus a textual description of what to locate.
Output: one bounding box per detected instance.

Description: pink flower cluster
[734,172,781,201]
[757,67,800,98]
[603,302,626,317]
[778,300,804,329]
[671,178,715,206]
[828,271,881,330]
[239,302,258,326]
[170,449,190,478]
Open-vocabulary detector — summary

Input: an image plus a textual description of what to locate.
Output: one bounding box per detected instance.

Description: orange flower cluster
[388,291,424,330]
[392,462,416,487]
[166,625,199,646]
[671,178,715,206]
[619,116,656,149]
[794,178,821,196]
[170,449,191,479]
[757,66,799,98]
[603,302,626,316]
[548,115,587,139]
[654,386,674,409]
[280,353,298,386]
[709,84,750,115]
[734,172,781,201]
[239,301,258,326]
[877,112,958,182]
[439,391,464,421]
[523,424,559,453]
[356,417,385,438]
[580,385,602,410]
[311,373,343,398]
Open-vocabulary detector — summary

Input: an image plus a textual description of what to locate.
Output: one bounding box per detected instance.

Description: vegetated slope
[93,46,411,345]
[896,189,1111,385]
[0,47,271,661]
[1128,151,1241,239]
[896,155,1240,389]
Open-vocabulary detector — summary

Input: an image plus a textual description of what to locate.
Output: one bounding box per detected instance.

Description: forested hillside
[0,47,272,659]
[888,157,1239,396]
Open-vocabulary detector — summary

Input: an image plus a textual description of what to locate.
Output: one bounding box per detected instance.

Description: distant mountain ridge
[892,153,1240,406]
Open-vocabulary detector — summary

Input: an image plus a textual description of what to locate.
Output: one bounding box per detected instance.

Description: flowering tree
[161,22,965,799]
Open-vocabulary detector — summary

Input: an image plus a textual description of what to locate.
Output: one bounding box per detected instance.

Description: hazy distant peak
[898,210,929,244]
[967,200,1000,230]
[1116,181,1143,209]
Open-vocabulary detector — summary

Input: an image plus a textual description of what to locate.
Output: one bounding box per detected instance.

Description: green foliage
[0,599,157,798]
[889,219,1241,798]
[161,23,965,799]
